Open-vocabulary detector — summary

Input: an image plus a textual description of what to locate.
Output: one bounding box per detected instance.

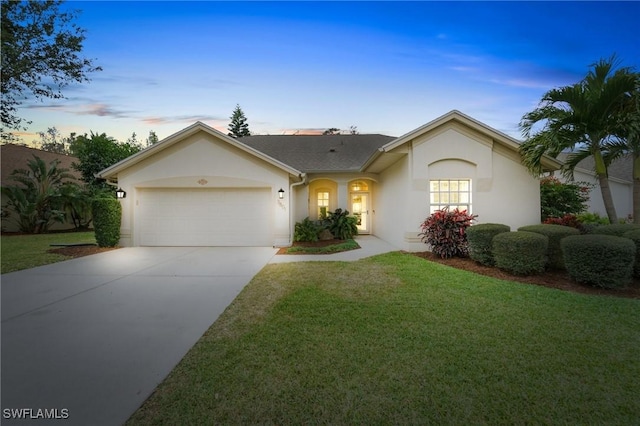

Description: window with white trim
[429,179,471,214]
[317,191,330,219]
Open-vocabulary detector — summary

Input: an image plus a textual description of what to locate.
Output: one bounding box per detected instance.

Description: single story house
[97,110,561,251]
[1,144,81,232]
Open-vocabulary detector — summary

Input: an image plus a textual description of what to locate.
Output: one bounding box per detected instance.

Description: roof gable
[97,122,302,180]
[378,110,562,172]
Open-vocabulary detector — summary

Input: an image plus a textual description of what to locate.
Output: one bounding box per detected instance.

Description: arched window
[350,181,369,192]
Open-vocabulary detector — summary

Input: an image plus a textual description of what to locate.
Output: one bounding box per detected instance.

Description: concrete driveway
[1,246,277,426]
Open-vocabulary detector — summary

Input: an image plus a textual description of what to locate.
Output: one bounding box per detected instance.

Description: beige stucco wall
[557,169,632,221]
[374,157,410,249]
[115,132,292,247]
[374,124,541,251]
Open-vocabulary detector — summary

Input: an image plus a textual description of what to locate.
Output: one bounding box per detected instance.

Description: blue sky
[16,1,640,145]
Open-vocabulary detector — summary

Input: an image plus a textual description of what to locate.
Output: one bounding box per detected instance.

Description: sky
[13,1,640,146]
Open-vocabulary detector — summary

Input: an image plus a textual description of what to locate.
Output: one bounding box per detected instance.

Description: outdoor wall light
[278,188,285,199]
[116,188,126,199]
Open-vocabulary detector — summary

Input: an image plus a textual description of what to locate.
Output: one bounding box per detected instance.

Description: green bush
[539,176,590,220]
[590,223,640,237]
[492,231,548,275]
[325,208,358,240]
[294,217,322,242]
[92,198,121,247]
[518,224,580,270]
[580,223,602,234]
[466,223,510,266]
[577,212,610,225]
[622,229,640,278]
[561,235,635,289]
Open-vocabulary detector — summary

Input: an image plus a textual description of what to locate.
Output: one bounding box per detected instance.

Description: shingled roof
[1,144,81,185]
[239,134,396,172]
[556,152,633,183]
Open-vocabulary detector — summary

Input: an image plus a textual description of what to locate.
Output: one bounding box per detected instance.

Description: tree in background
[70,132,141,190]
[146,130,159,146]
[127,132,139,146]
[322,126,359,135]
[322,128,340,135]
[519,55,637,223]
[228,104,250,138]
[1,0,101,140]
[33,127,75,155]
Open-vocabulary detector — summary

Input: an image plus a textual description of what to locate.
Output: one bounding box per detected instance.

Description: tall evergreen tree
[146,130,159,146]
[227,104,250,138]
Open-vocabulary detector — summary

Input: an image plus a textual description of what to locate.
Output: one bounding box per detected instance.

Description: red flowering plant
[543,214,584,231]
[419,207,477,258]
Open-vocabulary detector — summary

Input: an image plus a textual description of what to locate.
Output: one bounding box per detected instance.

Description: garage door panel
[137,188,273,246]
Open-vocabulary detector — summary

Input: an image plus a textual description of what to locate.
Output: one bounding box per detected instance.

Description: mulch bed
[413,251,640,300]
[48,245,119,257]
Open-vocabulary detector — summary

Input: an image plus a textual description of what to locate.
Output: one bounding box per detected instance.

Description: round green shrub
[622,229,640,278]
[466,223,510,266]
[92,198,122,247]
[492,231,548,276]
[590,223,640,237]
[518,224,580,270]
[561,235,635,289]
[579,223,601,234]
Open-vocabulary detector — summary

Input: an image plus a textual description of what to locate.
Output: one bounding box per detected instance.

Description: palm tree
[519,56,637,223]
[1,155,76,233]
[606,73,640,223]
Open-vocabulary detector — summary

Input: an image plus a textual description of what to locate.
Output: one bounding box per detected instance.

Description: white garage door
[137,188,273,246]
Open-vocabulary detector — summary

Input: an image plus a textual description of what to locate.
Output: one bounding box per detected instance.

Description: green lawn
[1,231,97,273]
[127,252,640,425]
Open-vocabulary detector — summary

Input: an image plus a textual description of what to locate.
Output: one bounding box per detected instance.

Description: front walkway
[269,235,399,263]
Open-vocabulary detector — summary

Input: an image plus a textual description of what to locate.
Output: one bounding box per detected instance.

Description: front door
[350,193,370,234]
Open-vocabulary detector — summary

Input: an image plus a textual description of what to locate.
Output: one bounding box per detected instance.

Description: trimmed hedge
[492,231,548,276]
[561,234,635,289]
[466,223,510,266]
[590,223,640,237]
[623,229,640,278]
[518,224,580,270]
[92,198,122,247]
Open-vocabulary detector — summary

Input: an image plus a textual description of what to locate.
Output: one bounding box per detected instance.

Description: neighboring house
[1,144,81,232]
[97,110,561,251]
[555,153,633,221]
